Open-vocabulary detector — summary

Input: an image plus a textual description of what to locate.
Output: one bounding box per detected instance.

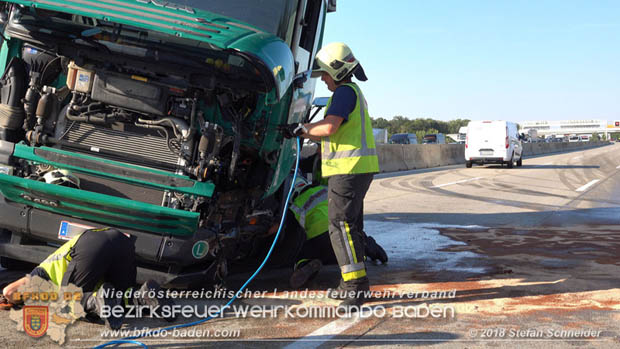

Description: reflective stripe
[353,84,368,151]
[342,268,367,281]
[289,204,304,217]
[302,189,327,211]
[291,189,327,228]
[322,84,369,159]
[340,261,365,274]
[39,235,81,286]
[42,251,70,264]
[290,203,306,227]
[339,221,355,264]
[324,147,377,160]
[344,221,358,263]
[323,136,331,156]
[294,259,311,271]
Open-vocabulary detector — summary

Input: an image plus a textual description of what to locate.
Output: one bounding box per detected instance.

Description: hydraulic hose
[94,136,302,349]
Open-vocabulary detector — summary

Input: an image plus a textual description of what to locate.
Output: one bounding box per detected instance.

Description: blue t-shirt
[325,85,357,122]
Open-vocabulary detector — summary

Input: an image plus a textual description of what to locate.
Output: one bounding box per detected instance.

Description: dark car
[390,133,418,144]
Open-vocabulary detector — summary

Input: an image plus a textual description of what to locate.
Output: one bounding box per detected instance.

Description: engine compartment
[0,4,297,284]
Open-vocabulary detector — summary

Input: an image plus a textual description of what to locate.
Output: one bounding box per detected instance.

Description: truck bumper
[0,195,219,288]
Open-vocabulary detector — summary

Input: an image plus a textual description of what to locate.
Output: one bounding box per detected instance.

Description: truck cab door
[287,0,326,123]
[291,0,325,74]
[266,0,328,197]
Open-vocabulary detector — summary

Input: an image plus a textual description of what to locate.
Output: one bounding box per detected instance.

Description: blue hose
[94,137,301,348]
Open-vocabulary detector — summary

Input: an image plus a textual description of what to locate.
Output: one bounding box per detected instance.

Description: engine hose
[137,117,183,139]
[94,137,302,349]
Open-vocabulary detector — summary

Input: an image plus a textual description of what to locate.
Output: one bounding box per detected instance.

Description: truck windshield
[183,0,298,42]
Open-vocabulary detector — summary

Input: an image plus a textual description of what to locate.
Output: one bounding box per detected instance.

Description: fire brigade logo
[23,305,49,337]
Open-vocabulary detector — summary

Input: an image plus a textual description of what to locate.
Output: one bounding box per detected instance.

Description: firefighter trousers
[327,173,374,287]
[65,228,137,305]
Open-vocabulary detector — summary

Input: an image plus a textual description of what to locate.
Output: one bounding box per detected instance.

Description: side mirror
[327,0,337,12]
[308,97,329,123]
[312,97,329,108]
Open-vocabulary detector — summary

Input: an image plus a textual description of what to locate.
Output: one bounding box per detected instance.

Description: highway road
[1,143,619,348]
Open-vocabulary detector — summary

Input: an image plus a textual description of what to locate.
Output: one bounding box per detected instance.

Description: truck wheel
[466,161,472,168]
[516,157,523,167]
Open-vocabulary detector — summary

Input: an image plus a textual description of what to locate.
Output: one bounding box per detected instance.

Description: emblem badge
[23,305,48,338]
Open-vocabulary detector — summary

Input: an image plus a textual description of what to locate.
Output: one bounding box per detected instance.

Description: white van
[465,120,523,168]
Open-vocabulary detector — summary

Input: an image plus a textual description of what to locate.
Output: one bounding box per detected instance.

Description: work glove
[278,123,307,139]
[365,235,388,264]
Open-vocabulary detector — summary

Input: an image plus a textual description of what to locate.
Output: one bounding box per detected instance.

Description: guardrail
[377,141,610,173]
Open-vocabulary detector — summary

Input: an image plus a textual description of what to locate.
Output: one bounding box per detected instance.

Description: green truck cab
[0,0,335,287]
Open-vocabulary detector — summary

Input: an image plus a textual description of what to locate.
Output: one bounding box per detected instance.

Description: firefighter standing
[280,42,380,307]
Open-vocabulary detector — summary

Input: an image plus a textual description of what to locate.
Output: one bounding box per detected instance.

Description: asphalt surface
[1,142,619,348]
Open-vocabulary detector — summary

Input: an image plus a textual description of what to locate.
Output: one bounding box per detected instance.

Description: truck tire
[466,161,472,168]
[516,157,522,167]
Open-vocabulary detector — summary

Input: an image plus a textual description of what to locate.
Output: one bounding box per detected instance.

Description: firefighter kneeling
[287,175,387,291]
[1,228,175,329]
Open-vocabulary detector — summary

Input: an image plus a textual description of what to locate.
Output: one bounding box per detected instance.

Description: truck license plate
[58,221,94,240]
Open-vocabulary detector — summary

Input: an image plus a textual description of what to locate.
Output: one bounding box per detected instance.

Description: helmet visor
[311,59,327,78]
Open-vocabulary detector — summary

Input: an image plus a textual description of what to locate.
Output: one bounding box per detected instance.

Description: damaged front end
[0,0,310,288]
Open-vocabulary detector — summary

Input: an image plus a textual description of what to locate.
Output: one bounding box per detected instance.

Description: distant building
[521,120,616,138]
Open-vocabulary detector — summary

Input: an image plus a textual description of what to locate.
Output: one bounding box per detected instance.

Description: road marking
[616,165,620,169]
[542,162,553,165]
[432,177,483,188]
[283,309,372,349]
[572,156,583,160]
[576,179,600,192]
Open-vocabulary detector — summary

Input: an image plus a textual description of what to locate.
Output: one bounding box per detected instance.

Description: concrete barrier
[378,141,609,173]
[376,144,407,172]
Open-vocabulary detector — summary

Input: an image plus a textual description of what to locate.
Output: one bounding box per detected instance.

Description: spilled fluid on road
[365,220,488,274]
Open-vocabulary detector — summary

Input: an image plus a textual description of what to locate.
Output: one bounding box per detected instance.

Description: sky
[314,0,620,123]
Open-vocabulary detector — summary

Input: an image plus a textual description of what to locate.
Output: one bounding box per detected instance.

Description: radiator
[61,121,181,170]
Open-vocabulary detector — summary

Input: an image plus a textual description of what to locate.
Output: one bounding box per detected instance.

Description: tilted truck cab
[0,0,336,288]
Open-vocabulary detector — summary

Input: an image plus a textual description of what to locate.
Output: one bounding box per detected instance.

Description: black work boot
[329,278,370,310]
[85,283,124,330]
[365,235,388,264]
[289,259,322,289]
[132,280,176,322]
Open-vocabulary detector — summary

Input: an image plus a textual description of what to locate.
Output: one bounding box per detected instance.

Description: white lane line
[542,162,553,165]
[572,156,583,160]
[283,309,372,349]
[616,165,620,169]
[576,179,600,192]
[432,177,483,188]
